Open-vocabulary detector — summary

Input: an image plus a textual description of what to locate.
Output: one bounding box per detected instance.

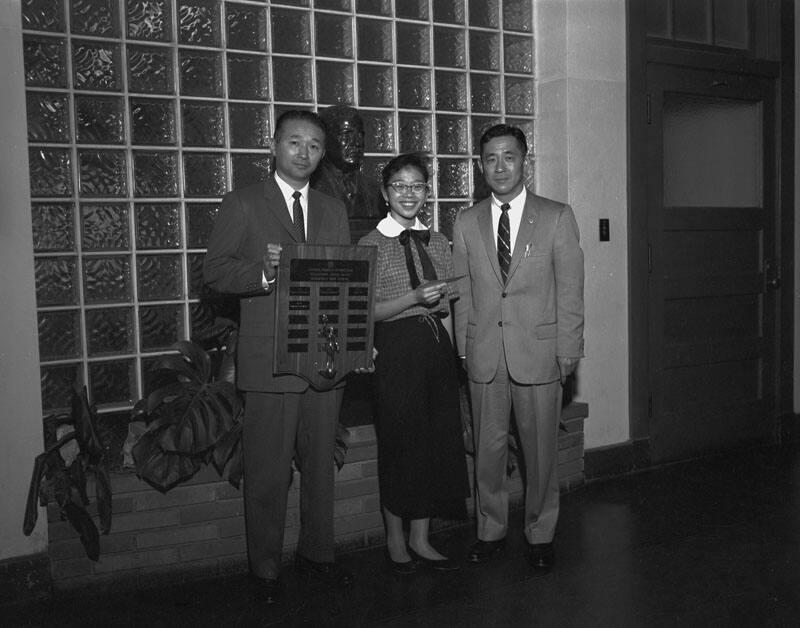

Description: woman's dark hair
[381,153,429,188]
[478,123,528,157]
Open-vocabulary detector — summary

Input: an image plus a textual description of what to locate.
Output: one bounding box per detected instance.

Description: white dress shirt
[262,175,311,287]
[274,173,309,235]
[490,187,527,255]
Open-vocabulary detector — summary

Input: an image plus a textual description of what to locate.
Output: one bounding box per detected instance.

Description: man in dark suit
[204,110,352,604]
[452,124,584,571]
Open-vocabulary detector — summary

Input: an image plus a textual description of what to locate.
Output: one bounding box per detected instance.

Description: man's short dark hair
[479,123,528,157]
[274,109,327,141]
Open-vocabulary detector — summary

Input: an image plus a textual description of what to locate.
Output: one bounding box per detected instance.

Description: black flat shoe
[250,576,281,605]
[467,539,506,563]
[526,542,555,571]
[295,553,354,586]
[408,547,461,571]
[384,549,416,575]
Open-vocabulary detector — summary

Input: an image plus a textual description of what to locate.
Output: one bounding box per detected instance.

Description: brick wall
[47,403,587,591]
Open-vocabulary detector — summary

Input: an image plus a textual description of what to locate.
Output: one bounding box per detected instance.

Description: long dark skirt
[373,315,469,520]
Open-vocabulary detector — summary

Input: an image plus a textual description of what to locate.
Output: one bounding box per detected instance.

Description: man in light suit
[452,123,584,570]
[204,110,352,604]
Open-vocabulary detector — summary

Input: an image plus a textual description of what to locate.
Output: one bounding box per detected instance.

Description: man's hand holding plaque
[262,243,282,285]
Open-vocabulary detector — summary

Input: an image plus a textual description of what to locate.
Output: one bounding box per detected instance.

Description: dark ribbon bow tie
[399,228,430,245]
[398,229,436,288]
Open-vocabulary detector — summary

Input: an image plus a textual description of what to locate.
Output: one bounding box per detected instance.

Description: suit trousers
[242,387,342,579]
[469,349,562,545]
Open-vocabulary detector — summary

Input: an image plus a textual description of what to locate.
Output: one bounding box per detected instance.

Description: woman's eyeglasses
[388,182,428,195]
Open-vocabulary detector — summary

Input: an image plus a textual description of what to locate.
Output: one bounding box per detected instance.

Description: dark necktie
[292,190,305,242]
[497,203,511,283]
[398,229,437,289]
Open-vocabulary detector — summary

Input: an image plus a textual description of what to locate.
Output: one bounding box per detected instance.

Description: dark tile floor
[7,441,800,627]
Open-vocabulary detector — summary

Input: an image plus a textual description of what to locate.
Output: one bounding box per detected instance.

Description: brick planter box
[47,403,587,591]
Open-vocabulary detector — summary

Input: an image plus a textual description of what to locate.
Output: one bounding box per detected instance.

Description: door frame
[627,1,795,448]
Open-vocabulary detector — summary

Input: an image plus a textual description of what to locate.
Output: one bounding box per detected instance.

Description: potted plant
[125,318,351,493]
[126,319,244,492]
[23,386,112,561]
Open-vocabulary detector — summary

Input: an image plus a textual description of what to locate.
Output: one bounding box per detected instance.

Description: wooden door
[646,64,780,463]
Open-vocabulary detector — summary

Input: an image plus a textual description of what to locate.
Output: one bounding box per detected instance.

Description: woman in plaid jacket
[359,153,469,575]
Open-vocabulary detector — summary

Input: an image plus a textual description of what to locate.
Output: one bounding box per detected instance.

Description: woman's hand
[353,347,378,374]
[374,282,446,322]
[414,280,447,306]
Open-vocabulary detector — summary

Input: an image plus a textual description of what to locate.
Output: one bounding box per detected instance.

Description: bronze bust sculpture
[312,104,382,222]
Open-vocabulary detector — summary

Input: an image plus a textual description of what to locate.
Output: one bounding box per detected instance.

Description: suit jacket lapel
[263,178,300,242]
[507,192,537,281]
[478,203,503,284]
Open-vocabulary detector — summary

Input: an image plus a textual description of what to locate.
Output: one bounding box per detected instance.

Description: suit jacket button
[498,321,503,327]
[501,292,507,298]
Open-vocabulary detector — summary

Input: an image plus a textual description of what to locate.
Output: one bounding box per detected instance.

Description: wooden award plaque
[274,244,377,390]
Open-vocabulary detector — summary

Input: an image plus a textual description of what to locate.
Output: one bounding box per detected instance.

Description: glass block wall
[23,0,535,418]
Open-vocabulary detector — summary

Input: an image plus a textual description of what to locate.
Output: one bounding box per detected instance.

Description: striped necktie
[292,190,305,242]
[497,203,511,283]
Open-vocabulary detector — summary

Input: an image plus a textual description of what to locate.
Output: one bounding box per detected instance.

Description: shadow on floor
[6,441,800,626]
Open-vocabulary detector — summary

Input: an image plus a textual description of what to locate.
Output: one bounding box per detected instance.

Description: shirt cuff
[262,272,276,288]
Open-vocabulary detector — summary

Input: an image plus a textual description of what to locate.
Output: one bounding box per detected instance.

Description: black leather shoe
[408,547,460,571]
[467,539,506,563]
[295,553,354,586]
[526,542,555,570]
[384,549,416,575]
[251,577,281,605]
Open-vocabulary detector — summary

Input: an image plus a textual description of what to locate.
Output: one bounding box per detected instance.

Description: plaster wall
[535,0,630,448]
[0,0,49,560]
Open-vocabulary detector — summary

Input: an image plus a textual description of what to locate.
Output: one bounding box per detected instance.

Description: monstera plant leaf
[62,501,100,562]
[131,338,244,492]
[72,386,104,466]
[145,341,241,454]
[334,424,350,471]
[23,452,48,536]
[197,321,238,386]
[132,434,204,493]
[94,465,113,535]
